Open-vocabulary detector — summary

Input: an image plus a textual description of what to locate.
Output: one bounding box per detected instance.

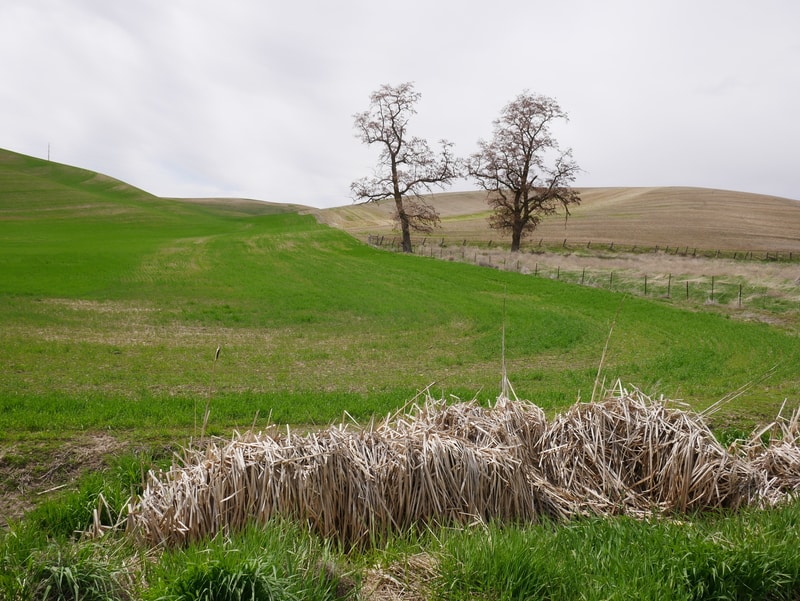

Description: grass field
[2,147,800,599]
[3,150,798,440]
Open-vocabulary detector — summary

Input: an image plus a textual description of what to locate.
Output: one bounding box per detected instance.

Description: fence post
[738,284,743,308]
[686,281,689,300]
[609,272,614,288]
[581,267,586,285]
[644,274,648,296]
[711,276,715,301]
[535,262,538,276]
[556,266,560,279]
[667,273,672,298]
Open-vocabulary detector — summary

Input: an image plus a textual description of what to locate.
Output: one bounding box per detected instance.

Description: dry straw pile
[128,385,800,548]
[743,400,800,505]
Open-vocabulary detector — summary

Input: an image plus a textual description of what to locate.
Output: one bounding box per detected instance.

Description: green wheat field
[2,147,800,600]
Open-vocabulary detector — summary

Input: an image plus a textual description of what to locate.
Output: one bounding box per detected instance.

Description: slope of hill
[0,148,302,221]
[2,147,798,443]
[320,187,800,253]
[167,196,311,217]
[0,147,158,218]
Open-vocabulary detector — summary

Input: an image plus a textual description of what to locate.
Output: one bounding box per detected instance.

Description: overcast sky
[2,0,799,208]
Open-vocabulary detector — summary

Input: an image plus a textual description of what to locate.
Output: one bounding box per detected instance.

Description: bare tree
[351,82,460,253]
[468,92,581,252]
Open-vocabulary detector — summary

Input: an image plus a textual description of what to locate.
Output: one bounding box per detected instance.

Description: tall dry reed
[127,386,799,548]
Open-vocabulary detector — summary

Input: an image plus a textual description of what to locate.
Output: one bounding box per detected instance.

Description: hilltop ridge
[319,187,800,253]
[0,148,303,220]
[3,146,799,253]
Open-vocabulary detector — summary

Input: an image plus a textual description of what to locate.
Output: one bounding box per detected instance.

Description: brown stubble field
[318,187,800,330]
[320,187,800,253]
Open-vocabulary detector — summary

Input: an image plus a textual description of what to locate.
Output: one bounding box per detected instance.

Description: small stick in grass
[200,346,221,439]
[591,296,625,403]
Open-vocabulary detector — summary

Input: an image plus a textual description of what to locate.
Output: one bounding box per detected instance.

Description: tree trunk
[395,195,413,253]
[510,227,522,252]
[400,219,412,253]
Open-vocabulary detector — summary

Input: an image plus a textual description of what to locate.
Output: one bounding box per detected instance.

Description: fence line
[366,235,799,263]
[366,235,785,310]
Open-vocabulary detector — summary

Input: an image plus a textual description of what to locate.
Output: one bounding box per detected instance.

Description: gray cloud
[2,0,799,207]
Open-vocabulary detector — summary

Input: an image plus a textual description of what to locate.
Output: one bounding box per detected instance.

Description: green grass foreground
[2,455,800,600]
[1,149,798,440]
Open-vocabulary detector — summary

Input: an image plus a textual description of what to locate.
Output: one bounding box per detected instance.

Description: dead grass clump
[360,553,438,601]
[537,385,759,516]
[744,405,800,505]
[127,387,799,549]
[127,397,555,548]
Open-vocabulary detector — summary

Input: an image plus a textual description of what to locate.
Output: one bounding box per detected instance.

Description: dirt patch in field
[0,434,129,527]
[360,553,438,601]
[39,298,159,314]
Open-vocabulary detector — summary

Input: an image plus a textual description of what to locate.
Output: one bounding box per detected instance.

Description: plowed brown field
[318,187,800,253]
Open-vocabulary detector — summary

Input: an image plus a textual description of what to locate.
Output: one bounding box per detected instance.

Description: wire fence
[366,235,797,310]
[367,235,800,263]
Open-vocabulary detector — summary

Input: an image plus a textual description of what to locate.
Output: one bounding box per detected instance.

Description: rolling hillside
[3,145,800,522]
[3,147,800,600]
[0,147,305,220]
[319,188,800,253]
[1,146,799,441]
[7,144,796,254]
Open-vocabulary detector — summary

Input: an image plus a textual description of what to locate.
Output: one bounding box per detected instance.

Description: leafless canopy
[469,92,580,251]
[351,82,460,252]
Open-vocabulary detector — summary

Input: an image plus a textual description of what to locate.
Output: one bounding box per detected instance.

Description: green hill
[1,148,797,439]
